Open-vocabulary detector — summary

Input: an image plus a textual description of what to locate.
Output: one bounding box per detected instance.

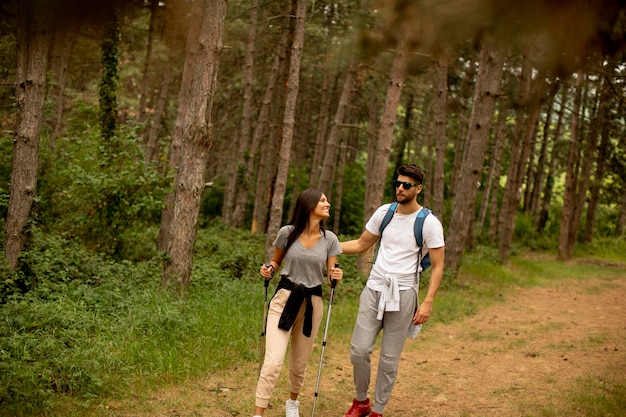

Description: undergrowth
[1,223,624,416]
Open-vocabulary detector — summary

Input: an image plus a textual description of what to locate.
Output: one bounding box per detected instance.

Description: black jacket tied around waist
[275,276,323,337]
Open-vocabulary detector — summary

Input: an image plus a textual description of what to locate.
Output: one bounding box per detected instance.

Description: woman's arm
[326,255,343,285]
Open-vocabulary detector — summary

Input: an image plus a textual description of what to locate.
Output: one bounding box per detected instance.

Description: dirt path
[106,277,626,417]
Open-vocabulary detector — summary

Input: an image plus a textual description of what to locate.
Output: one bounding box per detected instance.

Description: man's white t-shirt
[365,203,445,277]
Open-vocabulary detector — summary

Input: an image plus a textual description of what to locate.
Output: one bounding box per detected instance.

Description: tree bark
[359,33,410,274]
[317,60,356,194]
[145,8,177,165]
[450,51,477,196]
[446,37,505,274]
[158,0,200,253]
[497,57,545,264]
[161,0,226,290]
[5,0,52,270]
[264,0,307,261]
[477,99,504,237]
[432,48,448,219]
[537,84,569,233]
[138,0,159,124]
[48,3,75,142]
[224,0,258,227]
[249,13,290,234]
[557,72,584,261]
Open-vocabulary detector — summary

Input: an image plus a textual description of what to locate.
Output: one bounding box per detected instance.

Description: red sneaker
[343,398,371,417]
[371,413,382,417]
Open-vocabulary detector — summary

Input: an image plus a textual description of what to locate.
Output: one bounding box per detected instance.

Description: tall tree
[317,59,356,194]
[432,47,448,219]
[358,32,410,273]
[264,0,307,261]
[224,0,258,227]
[560,63,613,257]
[161,0,227,290]
[4,0,53,270]
[158,0,200,253]
[499,68,550,264]
[137,0,159,124]
[445,35,505,274]
[557,72,584,261]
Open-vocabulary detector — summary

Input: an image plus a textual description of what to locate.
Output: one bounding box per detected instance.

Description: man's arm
[340,230,379,254]
[413,245,445,325]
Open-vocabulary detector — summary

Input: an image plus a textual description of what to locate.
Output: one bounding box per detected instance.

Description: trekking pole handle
[331,263,340,288]
[262,263,274,287]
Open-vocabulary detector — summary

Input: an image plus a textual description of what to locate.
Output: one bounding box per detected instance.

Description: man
[340,163,445,417]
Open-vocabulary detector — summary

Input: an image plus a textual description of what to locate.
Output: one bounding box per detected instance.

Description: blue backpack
[378,202,433,272]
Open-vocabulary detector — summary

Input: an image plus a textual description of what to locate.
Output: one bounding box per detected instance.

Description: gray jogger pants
[349,286,417,414]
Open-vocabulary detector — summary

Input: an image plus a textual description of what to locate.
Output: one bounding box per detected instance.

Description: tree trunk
[537,84,569,233]
[158,0,200,253]
[583,61,616,243]
[161,0,226,290]
[446,37,505,275]
[528,80,559,220]
[317,61,356,194]
[432,48,448,219]
[565,67,612,251]
[309,40,333,185]
[138,0,159,124]
[333,134,348,233]
[485,99,509,240]
[48,4,75,142]
[264,0,307,261]
[450,51,477,196]
[145,10,177,165]
[224,0,258,226]
[557,72,584,261]
[497,59,545,264]
[393,92,413,172]
[249,13,291,233]
[4,0,52,270]
[359,33,410,274]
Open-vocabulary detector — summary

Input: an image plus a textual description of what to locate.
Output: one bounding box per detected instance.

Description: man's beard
[396,194,414,204]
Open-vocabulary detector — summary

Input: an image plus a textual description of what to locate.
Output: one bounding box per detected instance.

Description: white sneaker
[285,399,299,417]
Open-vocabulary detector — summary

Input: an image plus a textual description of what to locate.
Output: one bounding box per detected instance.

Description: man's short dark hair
[397,164,424,184]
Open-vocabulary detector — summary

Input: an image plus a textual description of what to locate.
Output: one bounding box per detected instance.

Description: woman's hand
[260,263,275,279]
[330,265,343,282]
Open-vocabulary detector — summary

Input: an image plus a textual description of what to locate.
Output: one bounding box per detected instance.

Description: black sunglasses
[393,180,420,190]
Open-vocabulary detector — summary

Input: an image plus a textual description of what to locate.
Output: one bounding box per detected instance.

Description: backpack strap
[414,207,431,247]
[414,208,432,271]
[379,201,398,236]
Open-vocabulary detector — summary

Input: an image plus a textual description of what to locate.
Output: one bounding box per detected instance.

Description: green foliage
[1,221,625,416]
[337,163,366,235]
[0,223,266,416]
[37,128,169,260]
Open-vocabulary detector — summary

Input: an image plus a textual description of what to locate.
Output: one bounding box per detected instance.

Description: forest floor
[103,266,626,417]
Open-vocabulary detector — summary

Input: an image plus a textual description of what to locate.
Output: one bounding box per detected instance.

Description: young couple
[253,164,445,417]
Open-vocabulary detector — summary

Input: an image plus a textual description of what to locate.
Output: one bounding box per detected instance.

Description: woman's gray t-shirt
[273,225,342,288]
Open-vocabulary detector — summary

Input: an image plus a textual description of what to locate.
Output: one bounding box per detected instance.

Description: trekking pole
[311,263,340,417]
[259,263,274,376]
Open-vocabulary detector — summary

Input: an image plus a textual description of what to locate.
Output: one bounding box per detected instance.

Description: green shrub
[37,127,170,259]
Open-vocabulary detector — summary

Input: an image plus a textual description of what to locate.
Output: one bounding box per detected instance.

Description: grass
[1,224,625,416]
[527,376,626,417]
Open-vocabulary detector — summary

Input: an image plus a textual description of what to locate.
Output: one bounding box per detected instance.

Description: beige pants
[255,288,323,408]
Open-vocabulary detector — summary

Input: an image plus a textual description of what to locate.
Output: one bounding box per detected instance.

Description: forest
[0,0,625,415]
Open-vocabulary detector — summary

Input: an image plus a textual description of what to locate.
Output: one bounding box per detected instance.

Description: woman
[253,189,343,417]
